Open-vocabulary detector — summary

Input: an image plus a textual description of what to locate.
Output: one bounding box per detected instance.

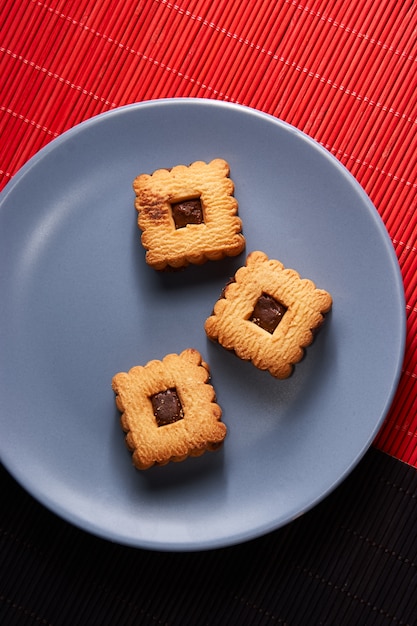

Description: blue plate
[0,99,405,550]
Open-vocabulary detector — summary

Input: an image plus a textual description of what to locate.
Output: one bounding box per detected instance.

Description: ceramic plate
[0,99,405,550]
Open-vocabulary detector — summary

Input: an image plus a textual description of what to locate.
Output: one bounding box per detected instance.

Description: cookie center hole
[171,197,204,229]
[250,293,287,334]
[151,388,184,427]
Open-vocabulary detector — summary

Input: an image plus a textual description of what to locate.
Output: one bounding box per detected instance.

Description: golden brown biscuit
[133,159,245,270]
[112,348,226,469]
[204,251,332,379]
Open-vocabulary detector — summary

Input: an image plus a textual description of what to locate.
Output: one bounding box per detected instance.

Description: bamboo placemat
[2,447,417,624]
[0,0,416,466]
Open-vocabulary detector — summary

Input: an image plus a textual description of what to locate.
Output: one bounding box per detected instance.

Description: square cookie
[204,251,332,379]
[112,349,226,469]
[133,159,245,269]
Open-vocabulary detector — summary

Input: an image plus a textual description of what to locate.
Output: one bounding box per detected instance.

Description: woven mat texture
[0,0,416,463]
[2,447,417,625]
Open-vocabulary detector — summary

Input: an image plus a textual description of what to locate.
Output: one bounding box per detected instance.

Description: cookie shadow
[132,223,246,291]
[140,447,226,492]
[205,310,336,426]
[155,255,244,292]
[112,405,227,493]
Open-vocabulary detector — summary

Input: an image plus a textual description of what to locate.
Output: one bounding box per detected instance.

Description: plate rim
[0,98,406,551]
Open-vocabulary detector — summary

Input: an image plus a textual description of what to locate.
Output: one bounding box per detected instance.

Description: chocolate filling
[250,293,287,334]
[151,388,184,427]
[171,198,204,228]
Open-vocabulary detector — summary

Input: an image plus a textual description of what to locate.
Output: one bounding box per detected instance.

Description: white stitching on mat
[1,46,117,108]
[0,170,12,181]
[233,595,289,624]
[393,422,417,438]
[0,594,53,625]
[322,143,417,189]
[402,370,417,380]
[393,239,417,254]
[158,0,416,63]
[298,568,411,625]
[392,239,417,256]
[0,104,57,136]
[30,0,417,125]
[29,0,235,100]
[6,0,416,189]
[405,304,417,317]
[290,0,416,61]
[343,527,417,569]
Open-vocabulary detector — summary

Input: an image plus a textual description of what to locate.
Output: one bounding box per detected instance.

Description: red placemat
[1,0,416,464]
